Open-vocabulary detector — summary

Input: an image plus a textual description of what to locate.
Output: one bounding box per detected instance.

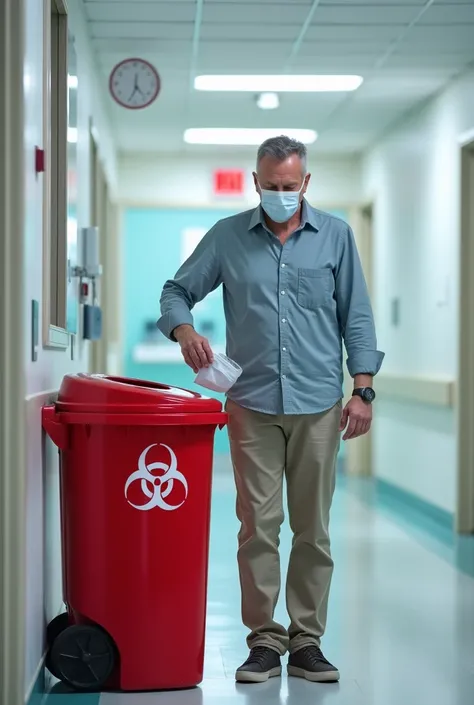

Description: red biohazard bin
[42,373,227,693]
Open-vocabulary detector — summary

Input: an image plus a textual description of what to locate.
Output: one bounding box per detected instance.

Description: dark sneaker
[235,646,282,683]
[288,646,340,682]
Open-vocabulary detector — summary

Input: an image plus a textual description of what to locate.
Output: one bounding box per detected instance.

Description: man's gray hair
[257,135,308,173]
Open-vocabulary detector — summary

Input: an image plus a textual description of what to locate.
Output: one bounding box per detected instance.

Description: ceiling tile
[400,24,474,50]
[421,4,474,23]
[90,22,195,40]
[84,0,195,2]
[288,56,379,72]
[312,5,420,22]
[202,23,306,41]
[318,0,431,4]
[204,0,313,3]
[387,53,473,68]
[100,53,192,71]
[358,74,452,94]
[92,38,193,57]
[201,3,312,24]
[305,24,403,40]
[186,92,344,123]
[194,57,288,71]
[299,40,388,55]
[85,2,196,22]
[197,40,294,61]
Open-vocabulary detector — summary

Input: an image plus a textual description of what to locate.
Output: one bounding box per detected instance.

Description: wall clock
[109,58,161,110]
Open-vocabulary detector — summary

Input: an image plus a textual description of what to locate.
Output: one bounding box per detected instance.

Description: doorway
[457,137,474,533]
[345,204,374,477]
[89,126,108,374]
[88,125,120,376]
[0,0,27,702]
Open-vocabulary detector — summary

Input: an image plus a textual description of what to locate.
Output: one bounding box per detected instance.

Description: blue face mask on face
[259,184,304,223]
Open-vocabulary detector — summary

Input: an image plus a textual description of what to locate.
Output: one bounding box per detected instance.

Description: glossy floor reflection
[44,456,474,705]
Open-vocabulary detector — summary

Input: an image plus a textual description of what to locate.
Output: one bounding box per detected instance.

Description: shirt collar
[248,199,320,232]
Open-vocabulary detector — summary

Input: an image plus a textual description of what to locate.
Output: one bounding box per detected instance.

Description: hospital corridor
[2,1,474,705]
[42,457,474,705]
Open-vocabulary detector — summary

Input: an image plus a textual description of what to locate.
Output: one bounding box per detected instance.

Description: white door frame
[0,0,27,702]
[457,133,474,533]
[89,128,115,375]
[345,203,374,476]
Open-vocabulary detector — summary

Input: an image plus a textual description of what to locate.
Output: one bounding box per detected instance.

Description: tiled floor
[43,457,474,704]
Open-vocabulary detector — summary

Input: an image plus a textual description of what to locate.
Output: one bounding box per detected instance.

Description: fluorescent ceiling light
[257,92,279,110]
[195,75,363,93]
[67,127,78,143]
[184,128,317,146]
[68,74,78,89]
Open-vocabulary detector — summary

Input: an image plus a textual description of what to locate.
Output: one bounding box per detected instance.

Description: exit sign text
[213,169,245,196]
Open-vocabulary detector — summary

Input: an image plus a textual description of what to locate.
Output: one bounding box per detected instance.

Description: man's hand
[339,396,372,441]
[174,325,214,373]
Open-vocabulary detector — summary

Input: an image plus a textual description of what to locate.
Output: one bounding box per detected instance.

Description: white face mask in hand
[195,353,242,393]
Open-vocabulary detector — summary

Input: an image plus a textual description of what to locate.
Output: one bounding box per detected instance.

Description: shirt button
[282,347,287,351]
[281,263,286,268]
[282,318,287,323]
[281,290,286,295]
[282,374,287,379]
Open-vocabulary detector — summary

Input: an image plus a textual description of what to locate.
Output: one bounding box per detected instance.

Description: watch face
[363,388,376,402]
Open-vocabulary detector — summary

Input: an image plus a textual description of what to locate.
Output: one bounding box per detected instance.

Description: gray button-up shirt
[158,201,384,415]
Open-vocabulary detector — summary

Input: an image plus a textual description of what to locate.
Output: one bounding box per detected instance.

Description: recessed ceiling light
[183,128,317,146]
[257,92,279,110]
[195,75,363,93]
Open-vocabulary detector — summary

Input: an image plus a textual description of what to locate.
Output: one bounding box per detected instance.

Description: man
[158,135,384,684]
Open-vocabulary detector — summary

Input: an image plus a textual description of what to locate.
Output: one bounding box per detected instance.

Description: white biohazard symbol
[124,444,188,511]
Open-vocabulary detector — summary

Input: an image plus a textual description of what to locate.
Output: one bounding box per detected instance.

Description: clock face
[109,58,160,110]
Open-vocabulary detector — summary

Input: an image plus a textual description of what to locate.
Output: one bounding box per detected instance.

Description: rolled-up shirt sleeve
[335,225,385,377]
[157,224,222,341]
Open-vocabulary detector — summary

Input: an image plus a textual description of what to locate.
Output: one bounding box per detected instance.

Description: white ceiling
[82,0,474,155]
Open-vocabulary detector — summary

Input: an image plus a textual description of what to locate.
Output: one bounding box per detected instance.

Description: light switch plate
[31,299,39,361]
[391,297,400,327]
[83,304,102,340]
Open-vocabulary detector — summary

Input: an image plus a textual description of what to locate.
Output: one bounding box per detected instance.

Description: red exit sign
[213,169,245,196]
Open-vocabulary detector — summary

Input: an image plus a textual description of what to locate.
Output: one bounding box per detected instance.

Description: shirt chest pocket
[297,267,334,310]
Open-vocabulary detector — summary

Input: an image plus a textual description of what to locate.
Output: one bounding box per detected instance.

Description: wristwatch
[352,387,376,403]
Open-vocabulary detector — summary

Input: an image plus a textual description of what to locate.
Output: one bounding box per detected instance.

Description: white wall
[363,67,474,514]
[118,153,362,209]
[23,0,117,697]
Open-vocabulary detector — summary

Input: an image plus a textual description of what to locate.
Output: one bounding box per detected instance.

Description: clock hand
[128,86,138,102]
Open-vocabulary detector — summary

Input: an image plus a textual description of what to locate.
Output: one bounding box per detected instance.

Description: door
[0,0,27,702]
[89,130,108,374]
[345,204,374,476]
[457,140,474,533]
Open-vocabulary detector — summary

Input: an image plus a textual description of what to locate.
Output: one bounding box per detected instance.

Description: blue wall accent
[28,672,101,705]
[123,208,238,453]
[123,208,237,361]
[123,207,350,456]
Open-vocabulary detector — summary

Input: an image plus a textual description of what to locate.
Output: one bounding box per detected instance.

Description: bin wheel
[46,612,70,646]
[48,624,116,692]
[45,612,70,679]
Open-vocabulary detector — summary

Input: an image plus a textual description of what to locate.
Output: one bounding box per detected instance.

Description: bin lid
[55,374,223,414]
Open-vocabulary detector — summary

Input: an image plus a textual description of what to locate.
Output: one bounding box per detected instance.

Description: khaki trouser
[226,398,342,655]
